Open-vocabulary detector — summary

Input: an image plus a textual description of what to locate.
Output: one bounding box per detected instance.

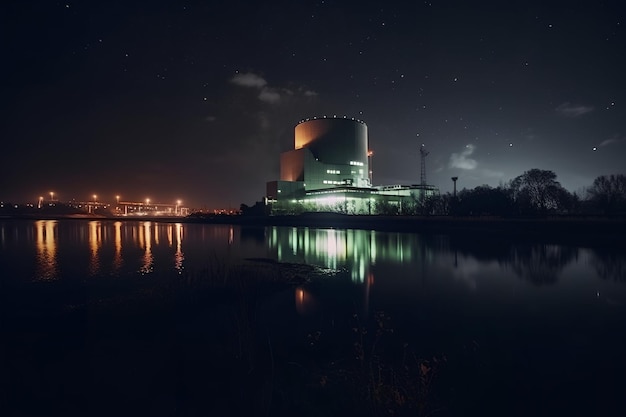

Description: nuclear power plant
[266,116,438,214]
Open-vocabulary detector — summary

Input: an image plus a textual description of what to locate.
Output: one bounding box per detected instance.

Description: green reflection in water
[267,226,435,283]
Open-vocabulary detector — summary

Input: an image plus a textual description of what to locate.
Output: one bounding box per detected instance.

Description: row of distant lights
[298,115,366,124]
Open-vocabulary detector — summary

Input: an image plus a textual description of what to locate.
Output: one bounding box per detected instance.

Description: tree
[240,200,268,216]
[423,194,450,216]
[509,169,572,215]
[375,199,399,215]
[587,174,626,215]
[455,185,513,216]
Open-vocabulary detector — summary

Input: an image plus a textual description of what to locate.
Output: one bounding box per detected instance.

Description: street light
[176,200,181,215]
[38,196,43,209]
[50,191,54,201]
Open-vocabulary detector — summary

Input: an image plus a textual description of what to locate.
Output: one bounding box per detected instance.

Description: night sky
[2,0,625,209]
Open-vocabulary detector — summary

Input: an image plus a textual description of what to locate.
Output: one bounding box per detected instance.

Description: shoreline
[2,212,625,245]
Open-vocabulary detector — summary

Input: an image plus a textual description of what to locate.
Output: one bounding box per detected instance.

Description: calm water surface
[2,219,626,415]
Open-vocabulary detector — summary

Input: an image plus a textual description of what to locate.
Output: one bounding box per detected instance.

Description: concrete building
[266,116,438,215]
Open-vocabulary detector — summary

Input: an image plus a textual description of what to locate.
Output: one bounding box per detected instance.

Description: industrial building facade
[266,117,438,215]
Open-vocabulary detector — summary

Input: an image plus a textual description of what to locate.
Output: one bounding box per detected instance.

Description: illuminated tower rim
[296,115,367,127]
[294,116,369,152]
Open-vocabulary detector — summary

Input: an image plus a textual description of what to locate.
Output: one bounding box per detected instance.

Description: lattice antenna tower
[420,144,429,186]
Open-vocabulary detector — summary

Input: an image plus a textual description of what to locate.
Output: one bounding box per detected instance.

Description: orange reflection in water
[154,222,160,246]
[113,221,123,272]
[140,222,153,274]
[35,220,58,280]
[88,221,102,276]
[167,224,173,247]
[174,223,184,273]
[295,286,317,315]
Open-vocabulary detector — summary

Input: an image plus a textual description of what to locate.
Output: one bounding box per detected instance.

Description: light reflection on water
[0,220,198,280]
[266,226,626,286]
[2,220,625,415]
[268,227,438,283]
[35,220,58,280]
[113,221,123,272]
[263,226,626,320]
[174,223,184,273]
[88,221,101,276]
[0,220,624,294]
[140,221,153,274]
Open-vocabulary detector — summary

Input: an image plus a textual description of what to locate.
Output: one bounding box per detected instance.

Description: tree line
[428,169,626,217]
[240,169,626,217]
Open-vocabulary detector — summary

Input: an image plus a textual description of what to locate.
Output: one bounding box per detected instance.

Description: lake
[1,219,625,416]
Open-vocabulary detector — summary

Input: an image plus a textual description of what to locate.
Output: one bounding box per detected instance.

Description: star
[3,0,626,208]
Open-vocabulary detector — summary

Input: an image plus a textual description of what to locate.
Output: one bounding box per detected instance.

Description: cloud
[449,144,478,170]
[599,135,625,147]
[258,87,281,104]
[230,72,268,88]
[230,71,318,105]
[555,102,594,117]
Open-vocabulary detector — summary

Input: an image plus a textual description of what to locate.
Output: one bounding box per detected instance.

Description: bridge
[116,201,189,216]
